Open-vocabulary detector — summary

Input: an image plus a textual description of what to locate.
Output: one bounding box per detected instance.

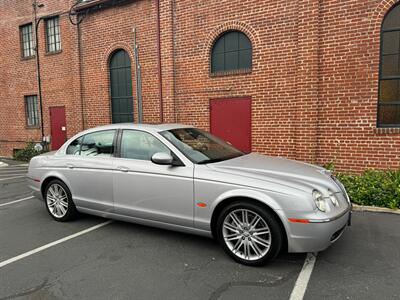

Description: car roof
[80,123,192,134]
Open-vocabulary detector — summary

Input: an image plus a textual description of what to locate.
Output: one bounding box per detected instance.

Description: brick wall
[1,0,399,173]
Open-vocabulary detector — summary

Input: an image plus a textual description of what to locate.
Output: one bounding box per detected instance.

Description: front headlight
[312,189,326,212]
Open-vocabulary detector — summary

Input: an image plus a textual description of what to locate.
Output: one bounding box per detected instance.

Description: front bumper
[282,206,352,253]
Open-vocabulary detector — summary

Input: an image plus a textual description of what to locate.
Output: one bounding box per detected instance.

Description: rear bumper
[27,177,43,201]
[283,207,351,253]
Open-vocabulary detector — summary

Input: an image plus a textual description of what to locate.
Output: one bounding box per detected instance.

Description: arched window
[109,49,133,123]
[378,4,400,127]
[211,31,252,74]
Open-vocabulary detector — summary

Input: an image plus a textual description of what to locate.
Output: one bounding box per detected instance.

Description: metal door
[49,106,67,150]
[210,97,251,153]
[109,49,134,123]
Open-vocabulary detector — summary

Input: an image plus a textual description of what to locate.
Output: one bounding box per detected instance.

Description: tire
[44,179,78,222]
[216,201,283,266]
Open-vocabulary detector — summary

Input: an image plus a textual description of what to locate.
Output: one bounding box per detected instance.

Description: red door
[50,106,67,150]
[210,97,251,153]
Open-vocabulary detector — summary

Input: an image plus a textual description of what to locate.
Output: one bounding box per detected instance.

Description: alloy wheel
[46,183,69,218]
[222,208,271,261]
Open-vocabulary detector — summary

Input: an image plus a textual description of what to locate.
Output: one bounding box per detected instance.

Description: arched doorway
[109,49,133,123]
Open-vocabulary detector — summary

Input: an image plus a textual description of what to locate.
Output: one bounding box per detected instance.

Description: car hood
[206,153,337,193]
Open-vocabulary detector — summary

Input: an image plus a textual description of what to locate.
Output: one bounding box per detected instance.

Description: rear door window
[80,130,116,157]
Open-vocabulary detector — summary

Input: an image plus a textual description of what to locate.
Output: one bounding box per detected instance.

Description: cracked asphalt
[1,163,400,300]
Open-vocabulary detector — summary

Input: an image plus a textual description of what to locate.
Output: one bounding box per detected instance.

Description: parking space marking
[0,176,26,181]
[0,196,35,207]
[289,252,318,300]
[0,166,28,170]
[0,220,113,269]
[0,173,27,177]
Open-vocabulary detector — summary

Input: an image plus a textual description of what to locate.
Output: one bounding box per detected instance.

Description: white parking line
[0,220,113,269]
[0,165,28,168]
[289,252,318,300]
[0,196,35,207]
[0,176,26,181]
[0,173,27,177]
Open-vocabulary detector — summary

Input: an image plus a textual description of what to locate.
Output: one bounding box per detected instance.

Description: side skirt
[77,206,213,238]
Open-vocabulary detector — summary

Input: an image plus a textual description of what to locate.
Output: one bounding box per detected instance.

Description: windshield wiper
[197,158,224,164]
[197,154,243,165]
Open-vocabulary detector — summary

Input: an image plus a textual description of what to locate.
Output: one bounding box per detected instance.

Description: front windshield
[160,128,244,164]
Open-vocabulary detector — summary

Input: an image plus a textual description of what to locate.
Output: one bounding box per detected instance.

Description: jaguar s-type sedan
[28,124,352,266]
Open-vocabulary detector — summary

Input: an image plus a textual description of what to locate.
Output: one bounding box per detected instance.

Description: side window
[80,130,116,157]
[66,136,82,155]
[121,130,170,161]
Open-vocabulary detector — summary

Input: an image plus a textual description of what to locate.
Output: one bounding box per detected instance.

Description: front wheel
[216,201,283,266]
[45,179,77,222]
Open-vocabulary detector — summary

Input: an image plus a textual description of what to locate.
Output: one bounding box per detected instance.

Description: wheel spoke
[48,187,57,198]
[223,222,239,233]
[249,215,261,229]
[230,213,243,228]
[252,236,270,248]
[232,239,243,253]
[59,204,66,215]
[59,195,67,202]
[47,195,56,203]
[249,240,261,257]
[54,185,59,195]
[252,230,270,236]
[242,210,249,226]
[224,233,241,241]
[252,226,270,234]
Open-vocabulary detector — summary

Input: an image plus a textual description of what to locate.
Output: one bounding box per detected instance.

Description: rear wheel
[216,201,283,266]
[45,179,77,222]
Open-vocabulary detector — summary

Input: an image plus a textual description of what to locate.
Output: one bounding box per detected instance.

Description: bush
[13,142,46,162]
[336,169,400,209]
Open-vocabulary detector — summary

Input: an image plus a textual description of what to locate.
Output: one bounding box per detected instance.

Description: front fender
[211,188,283,212]
[194,185,285,232]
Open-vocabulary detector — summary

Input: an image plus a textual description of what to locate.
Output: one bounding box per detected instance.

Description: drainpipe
[77,22,86,130]
[156,0,163,123]
[133,28,143,123]
[33,1,45,146]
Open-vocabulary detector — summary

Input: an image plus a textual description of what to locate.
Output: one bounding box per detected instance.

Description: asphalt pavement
[0,162,399,300]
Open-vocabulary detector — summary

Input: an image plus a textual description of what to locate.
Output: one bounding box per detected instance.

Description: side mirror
[151,152,174,165]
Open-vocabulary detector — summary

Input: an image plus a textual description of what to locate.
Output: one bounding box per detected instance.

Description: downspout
[77,22,86,130]
[33,2,45,145]
[156,0,163,123]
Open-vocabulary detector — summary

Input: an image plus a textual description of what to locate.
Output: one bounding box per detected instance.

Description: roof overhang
[73,0,132,13]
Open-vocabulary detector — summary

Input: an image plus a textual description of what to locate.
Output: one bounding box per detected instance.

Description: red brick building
[0,0,400,172]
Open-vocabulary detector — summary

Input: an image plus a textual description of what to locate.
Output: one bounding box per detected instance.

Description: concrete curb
[352,204,400,215]
[0,162,9,167]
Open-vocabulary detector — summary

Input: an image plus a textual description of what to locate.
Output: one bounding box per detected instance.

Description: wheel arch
[40,173,73,199]
[210,196,288,252]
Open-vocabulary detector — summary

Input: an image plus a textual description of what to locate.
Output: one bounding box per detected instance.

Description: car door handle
[117,166,129,172]
[66,163,74,169]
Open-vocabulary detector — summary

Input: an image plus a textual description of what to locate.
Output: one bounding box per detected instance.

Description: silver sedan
[28,124,352,266]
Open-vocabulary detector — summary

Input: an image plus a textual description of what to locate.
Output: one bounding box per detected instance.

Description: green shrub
[336,169,400,209]
[13,142,46,162]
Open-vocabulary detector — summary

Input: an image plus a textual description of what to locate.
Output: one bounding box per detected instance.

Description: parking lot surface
[0,163,399,300]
